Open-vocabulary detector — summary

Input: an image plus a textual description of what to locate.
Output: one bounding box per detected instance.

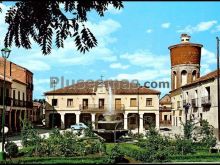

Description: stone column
[91,113,95,129]
[156,113,160,129]
[76,113,80,124]
[139,113,144,133]
[61,113,65,129]
[124,113,127,130]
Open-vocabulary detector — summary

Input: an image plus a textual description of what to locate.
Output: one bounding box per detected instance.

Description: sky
[0,2,220,99]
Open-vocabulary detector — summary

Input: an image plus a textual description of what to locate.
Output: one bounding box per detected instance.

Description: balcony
[0,97,12,106]
[191,98,198,108]
[201,96,211,107]
[182,100,187,107]
[12,99,27,107]
[79,104,125,113]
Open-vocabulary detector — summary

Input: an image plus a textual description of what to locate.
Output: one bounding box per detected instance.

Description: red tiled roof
[44,80,161,95]
[159,94,171,104]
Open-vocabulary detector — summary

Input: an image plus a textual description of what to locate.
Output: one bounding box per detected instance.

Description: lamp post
[0,47,11,161]
[52,79,56,129]
[137,83,143,136]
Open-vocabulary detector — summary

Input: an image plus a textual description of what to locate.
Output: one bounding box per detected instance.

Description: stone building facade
[0,58,33,133]
[44,80,160,133]
[169,34,220,140]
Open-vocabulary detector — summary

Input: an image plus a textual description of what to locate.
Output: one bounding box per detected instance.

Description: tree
[4,1,123,55]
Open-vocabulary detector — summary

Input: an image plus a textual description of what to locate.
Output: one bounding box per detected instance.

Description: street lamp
[216,37,220,141]
[137,82,143,136]
[0,47,11,161]
[52,79,56,129]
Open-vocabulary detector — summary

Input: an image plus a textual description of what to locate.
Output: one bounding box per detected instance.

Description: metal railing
[177,101,181,109]
[191,98,198,108]
[201,96,211,106]
[182,100,187,107]
[79,104,125,111]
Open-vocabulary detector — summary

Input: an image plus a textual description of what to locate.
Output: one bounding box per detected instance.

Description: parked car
[70,123,88,130]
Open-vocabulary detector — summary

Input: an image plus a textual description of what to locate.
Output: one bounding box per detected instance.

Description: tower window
[173,71,177,89]
[192,70,197,81]
[181,70,187,86]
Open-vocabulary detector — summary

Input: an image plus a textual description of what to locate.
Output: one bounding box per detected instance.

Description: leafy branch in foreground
[4,1,123,55]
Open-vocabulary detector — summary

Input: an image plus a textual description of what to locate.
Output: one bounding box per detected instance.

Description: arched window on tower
[181,70,187,86]
[192,70,197,81]
[173,71,177,89]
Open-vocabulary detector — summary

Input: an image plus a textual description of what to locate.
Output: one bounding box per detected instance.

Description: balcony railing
[79,104,125,112]
[201,96,211,107]
[182,100,187,107]
[0,97,12,106]
[0,97,32,108]
[191,98,198,108]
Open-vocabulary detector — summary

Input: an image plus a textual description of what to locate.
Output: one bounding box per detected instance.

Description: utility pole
[217,37,220,141]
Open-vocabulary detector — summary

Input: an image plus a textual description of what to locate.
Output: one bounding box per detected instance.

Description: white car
[70,123,88,130]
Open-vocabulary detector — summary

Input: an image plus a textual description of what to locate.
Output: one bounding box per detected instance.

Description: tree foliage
[4,1,123,55]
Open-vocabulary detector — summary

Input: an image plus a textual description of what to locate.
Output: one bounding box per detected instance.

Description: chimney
[180,33,191,43]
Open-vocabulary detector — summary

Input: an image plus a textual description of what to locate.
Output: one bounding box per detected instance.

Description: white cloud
[34,78,50,85]
[109,63,130,69]
[17,60,51,71]
[146,29,153,33]
[201,48,216,75]
[161,22,170,28]
[107,4,123,14]
[120,50,170,69]
[177,20,217,34]
[111,50,170,89]
[111,69,169,81]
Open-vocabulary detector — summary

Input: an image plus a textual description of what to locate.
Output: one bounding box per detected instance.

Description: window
[146,98,152,106]
[192,70,197,81]
[164,115,167,121]
[23,92,25,101]
[52,99,58,106]
[130,98,137,107]
[13,90,15,99]
[6,89,9,97]
[173,71,177,89]
[181,70,187,86]
[18,91,20,101]
[0,87,3,97]
[67,99,73,107]
[177,101,181,108]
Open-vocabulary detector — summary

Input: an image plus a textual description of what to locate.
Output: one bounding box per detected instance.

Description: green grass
[171,152,220,162]
[1,156,108,164]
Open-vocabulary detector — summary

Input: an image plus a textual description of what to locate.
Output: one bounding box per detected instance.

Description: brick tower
[168,34,203,91]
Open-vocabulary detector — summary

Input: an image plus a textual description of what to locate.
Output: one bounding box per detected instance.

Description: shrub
[198,120,217,148]
[5,141,18,158]
[107,145,124,164]
[18,146,35,157]
[20,119,43,147]
[174,135,196,155]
